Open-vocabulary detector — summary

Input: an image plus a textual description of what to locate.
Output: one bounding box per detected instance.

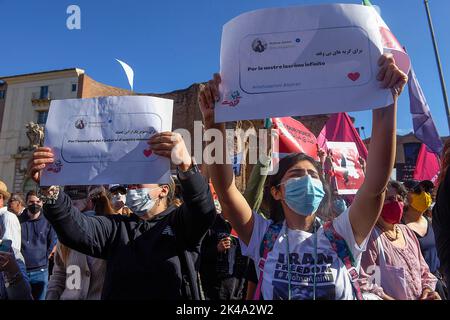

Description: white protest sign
[215,4,404,122]
[41,96,173,186]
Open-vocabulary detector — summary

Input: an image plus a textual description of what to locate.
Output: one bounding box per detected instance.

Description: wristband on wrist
[177,161,199,180]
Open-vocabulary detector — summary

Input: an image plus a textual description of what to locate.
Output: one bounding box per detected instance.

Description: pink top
[359,224,437,300]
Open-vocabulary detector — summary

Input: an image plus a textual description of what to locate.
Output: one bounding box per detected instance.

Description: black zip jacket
[43,172,216,300]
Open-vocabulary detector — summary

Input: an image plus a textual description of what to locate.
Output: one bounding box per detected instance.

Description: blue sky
[1,0,449,137]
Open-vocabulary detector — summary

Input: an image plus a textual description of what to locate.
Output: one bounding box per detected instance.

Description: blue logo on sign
[296,38,301,43]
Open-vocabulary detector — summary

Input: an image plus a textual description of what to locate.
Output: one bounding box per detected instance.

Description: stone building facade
[0,81,6,133]
[0,69,83,192]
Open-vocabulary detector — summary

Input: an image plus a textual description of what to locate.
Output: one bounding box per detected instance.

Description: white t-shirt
[240,208,368,300]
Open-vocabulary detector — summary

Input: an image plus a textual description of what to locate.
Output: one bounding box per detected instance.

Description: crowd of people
[0,54,449,300]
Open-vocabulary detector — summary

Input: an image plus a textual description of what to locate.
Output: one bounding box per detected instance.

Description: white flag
[115,59,134,91]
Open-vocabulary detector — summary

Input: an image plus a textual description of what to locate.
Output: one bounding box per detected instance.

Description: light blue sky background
[1,0,449,137]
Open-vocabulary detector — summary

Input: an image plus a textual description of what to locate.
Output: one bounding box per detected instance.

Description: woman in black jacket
[28,132,216,300]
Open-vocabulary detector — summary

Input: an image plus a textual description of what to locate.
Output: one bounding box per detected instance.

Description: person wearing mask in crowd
[47,186,114,300]
[28,131,216,300]
[109,185,132,216]
[433,139,450,298]
[7,193,27,218]
[0,236,32,300]
[19,191,57,300]
[359,181,439,300]
[200,201,250,300]
[0,181,22,253]
[198,54,407,300]
[402,180,446,299]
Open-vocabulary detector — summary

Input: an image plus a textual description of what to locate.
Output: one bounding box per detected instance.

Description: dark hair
[91,193,115,216]
[26,190,39,203]
[264,153,332,223]
[87,186,115,216]
[388,180,407,201]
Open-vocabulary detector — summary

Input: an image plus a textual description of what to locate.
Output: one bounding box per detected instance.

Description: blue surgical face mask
[282,175,325,216]
[126,187,160,217]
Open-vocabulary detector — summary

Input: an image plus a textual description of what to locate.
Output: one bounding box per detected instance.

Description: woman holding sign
[28,132,216,300]
[199,54,407,300]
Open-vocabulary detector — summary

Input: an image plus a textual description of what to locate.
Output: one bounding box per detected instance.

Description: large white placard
[41,96,173,186]
[215,4,408,122]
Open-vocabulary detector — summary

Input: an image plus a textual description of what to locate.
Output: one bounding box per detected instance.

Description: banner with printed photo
[326,142,365,195]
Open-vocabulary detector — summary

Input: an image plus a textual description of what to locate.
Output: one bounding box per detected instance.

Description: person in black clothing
[200,211,250,300]
[433,140,450,299]
[19,191,57,300]
[28,132,216,300]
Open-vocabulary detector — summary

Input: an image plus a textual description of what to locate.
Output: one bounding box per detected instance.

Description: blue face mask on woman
[282,175,325,216]
[126,187,160,217]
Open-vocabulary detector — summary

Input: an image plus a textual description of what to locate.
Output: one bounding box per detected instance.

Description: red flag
[272,117,318,159]
[317,113,368,160]
[413,144,440,184]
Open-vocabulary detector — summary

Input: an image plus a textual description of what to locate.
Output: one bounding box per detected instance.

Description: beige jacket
[46,242,107,300]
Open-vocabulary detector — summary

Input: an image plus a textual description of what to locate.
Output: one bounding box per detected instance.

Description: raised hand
[198,73,221,128]
[377,53,408,99]
[149,132,192,171]
[27,147,55,184]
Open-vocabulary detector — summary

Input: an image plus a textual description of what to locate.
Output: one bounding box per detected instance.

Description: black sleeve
[43,191,117,259]
[173,171,217,249]
[246,260,258,284]
[433,169,450,274]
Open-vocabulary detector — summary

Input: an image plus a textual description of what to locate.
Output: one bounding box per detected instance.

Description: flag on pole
[363,0,410,75]
[272,117,318,160]
[317,113,368,160]
[115,59,134,91]
[408,66,444,155]
[413,144,440,183]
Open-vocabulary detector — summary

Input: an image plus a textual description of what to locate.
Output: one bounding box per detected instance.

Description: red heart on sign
[348,72,360,81]
[143,149,152,157]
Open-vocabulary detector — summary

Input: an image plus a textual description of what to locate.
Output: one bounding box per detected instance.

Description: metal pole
[424,0,450,133]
